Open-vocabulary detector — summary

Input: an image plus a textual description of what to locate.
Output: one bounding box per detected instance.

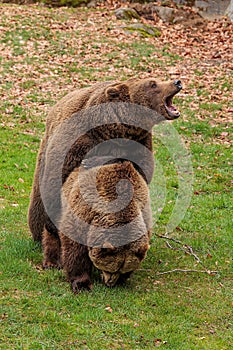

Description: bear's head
[105,77,182,120]
[88,236,150,287]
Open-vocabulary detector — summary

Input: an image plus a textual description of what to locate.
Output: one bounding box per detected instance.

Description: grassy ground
[0,3,232,349]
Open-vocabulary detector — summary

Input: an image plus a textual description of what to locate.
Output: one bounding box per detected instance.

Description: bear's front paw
[71,274,93,293]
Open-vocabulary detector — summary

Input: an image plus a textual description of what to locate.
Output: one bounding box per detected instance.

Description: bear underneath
[42,158,152,291]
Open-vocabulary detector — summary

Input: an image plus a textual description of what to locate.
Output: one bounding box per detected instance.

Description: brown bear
[42,157,152,291]
[28,77,182,243]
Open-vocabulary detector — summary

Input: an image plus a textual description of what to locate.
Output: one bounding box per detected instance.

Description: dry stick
[154,233,218,276]
[156,269,216,275]
[157,234,202,263]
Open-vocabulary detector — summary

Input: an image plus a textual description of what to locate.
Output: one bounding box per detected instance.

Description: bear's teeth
[164,95,180,118]
[165,103,180,118]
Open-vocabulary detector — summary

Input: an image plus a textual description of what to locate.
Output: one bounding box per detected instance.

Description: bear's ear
[106,83,129,101]
[102,242,116,251]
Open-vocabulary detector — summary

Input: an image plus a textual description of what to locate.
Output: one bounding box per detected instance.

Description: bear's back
[45,81,115,135]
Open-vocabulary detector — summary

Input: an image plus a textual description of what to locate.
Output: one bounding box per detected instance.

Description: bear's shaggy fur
[42,158,152,291]
[28,77,182,242]
[28,77,182,291]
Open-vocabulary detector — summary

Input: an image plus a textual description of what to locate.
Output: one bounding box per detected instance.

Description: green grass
[0,3,233,350]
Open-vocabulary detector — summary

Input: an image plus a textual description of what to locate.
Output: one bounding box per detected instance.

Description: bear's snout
[174,80,182,90]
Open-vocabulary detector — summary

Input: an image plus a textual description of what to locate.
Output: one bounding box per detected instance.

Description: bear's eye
[150,82,157,88]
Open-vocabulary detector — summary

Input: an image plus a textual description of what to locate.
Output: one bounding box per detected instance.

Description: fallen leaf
[105,306,113,313]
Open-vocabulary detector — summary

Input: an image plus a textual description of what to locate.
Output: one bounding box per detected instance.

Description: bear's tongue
[164,95,180,118]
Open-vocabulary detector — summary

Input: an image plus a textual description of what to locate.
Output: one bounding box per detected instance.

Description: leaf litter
[0,2,232,137]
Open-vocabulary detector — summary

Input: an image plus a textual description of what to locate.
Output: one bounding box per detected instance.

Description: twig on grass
[156,269,218,275]
[154,233,218,276]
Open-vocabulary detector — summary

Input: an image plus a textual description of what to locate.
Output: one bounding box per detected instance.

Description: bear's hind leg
[60,234,93,293]
[28,185,46,242]
[28,139,47,242]
[42,228,61,269]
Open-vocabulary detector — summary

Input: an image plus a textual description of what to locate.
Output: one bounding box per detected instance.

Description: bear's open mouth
[164,93,180,119]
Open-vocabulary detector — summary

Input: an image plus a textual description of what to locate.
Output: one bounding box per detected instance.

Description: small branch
[186,245,202,264]
[156,269,218,276]
[156,233,203,265]
[138,268,218,275]
[154,233,218,276]
[155,233,184,246]
[165,241,187,254]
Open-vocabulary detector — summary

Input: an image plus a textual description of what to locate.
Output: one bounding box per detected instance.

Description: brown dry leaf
[0,3,232,130]
[105,306,113,313]
[154,338,167,346]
